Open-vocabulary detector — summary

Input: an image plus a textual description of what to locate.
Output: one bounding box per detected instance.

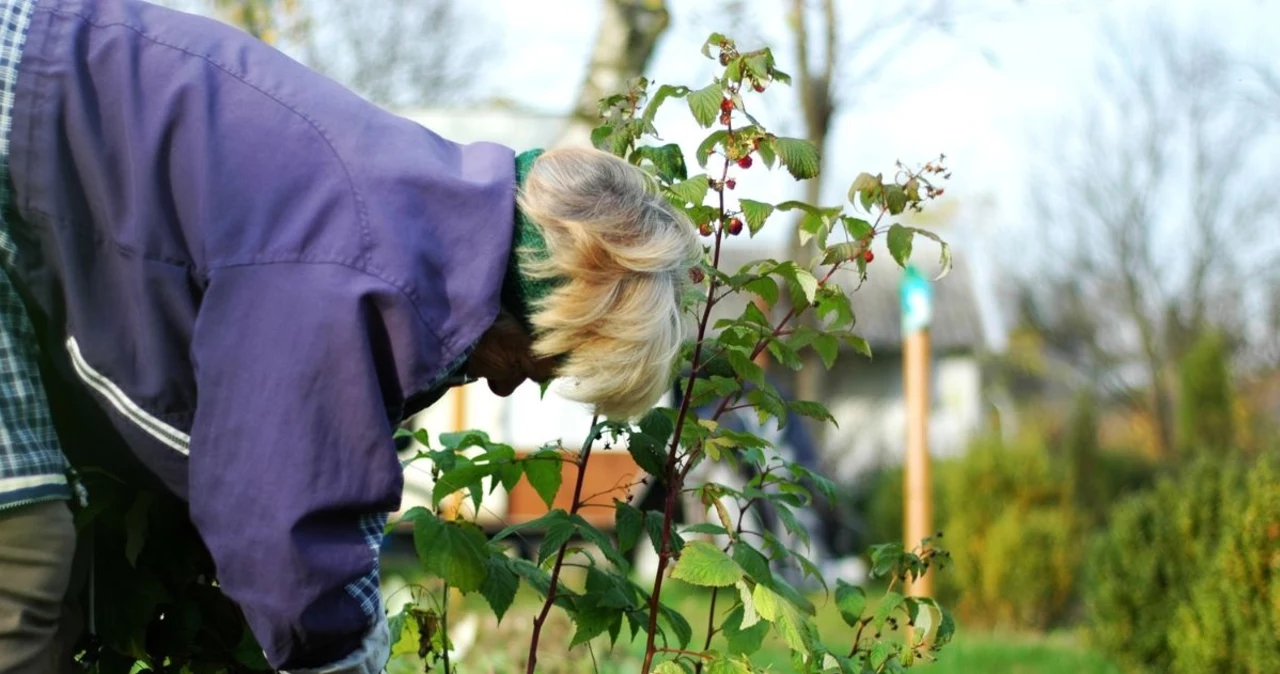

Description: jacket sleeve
[188,261,447,670]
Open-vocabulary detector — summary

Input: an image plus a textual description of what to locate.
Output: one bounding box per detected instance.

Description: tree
[559,0,671,146]
[1027,19,1280,458]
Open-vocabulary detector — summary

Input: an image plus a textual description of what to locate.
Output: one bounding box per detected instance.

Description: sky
[462,0,1280,275]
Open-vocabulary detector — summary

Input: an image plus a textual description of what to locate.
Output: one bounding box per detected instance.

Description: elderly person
[0,0,701,671]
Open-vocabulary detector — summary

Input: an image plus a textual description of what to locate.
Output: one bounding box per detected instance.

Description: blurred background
[162,1,1280,671]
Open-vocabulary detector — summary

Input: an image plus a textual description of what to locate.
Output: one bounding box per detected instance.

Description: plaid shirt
[0,0,71,512]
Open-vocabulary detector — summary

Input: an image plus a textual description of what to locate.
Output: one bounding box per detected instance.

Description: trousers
[0,500,78,674]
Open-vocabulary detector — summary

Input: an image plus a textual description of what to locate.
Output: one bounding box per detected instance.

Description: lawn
[381,569,1121,674]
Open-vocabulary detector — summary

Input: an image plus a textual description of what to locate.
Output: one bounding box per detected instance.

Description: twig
[526,417,603,674]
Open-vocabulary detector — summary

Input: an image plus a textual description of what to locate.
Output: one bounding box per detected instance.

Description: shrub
[1169,458,1280,674]
[1176,330,1235,456]
[1083,457,1245,672]
[935,434,1082,630]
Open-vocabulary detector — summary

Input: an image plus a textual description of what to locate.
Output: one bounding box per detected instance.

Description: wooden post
[901,264,933,598]
[903,328,932,597]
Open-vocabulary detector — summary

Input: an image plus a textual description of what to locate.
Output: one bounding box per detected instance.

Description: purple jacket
[9,0,515,668]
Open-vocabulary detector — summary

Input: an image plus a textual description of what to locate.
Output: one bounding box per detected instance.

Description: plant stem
[441,582,452,674]
[526,418,602,674]
[641,132,736,674]
[693,587,720,674]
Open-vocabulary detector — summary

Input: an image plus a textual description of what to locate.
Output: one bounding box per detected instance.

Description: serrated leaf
[887,224,914,267]
[480,555,519,621]
[726,350,765,387]
[789,399,836,425]
[843,333,872,359]
[870,642,892,670]
[732,541,774,585]
[738,199,775,236]
[874,591,906,631]
[849,173,879,203]
[413,515,489,592]
[789,268,819,305]
[438,430,491,451]
[523,451,564,509]
[701,32,730,58]
[654,663,685,674]
[633,143,688,184]
[697,130,730,168]
[572,514,629,570]
[659,601,694,648]
[667,174,710,206]
[389,607,420,657]
[756,135,778,167]
[822,242,862,266]
[835,580,867,627]
[672,541,744,587]
[743,276,779,308]
[497,461,523,494]
[432,462,494,509]
[688,82,723,128]
[908,227,953,280]
[843,216,874,240]
[773,137,820,180]
[643,84,691,124]
[683,522,730,536]
[936,608,957,647]
[907,597,937,638]
[571,604,619,647]
[493,508,570,542]
[707,656,753,674]
[616,501,643,553]
[586,566,635,610]
[812,333,839,369]
[767,337,803,371]
[538,517,578,565]
[772,67,792,85]
[629,408,674,477]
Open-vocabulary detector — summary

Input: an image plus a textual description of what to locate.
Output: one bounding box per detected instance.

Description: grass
[381,567,1122,674]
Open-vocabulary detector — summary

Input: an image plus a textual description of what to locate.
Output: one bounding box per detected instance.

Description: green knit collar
[503,149,562,333]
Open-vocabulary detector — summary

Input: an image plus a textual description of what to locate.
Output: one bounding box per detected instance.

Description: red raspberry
[753,82,765,93]
[727,217,744,236]
[864,250,875,263]
[725,179,737,190]
[699,221,714,237]
[719,111,732,126]
[737,156,753,169]
[720,97,734,112]
[689,267,705,284]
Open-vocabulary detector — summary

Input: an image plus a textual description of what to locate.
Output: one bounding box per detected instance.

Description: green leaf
[756,135,778,168]
[732,541,774,585]
[479,555,519,621]
[701,32,730,58]
[438,430,491,451]
[432,462,494,509]
[835,580,867,627]
[789,267,819,305]
[907,597,938,638]
[389,606,420,657]
[883,185,908,215]
[870,642,892,670]
[874,591,906,631]
[571,604,619,647]
[822,242,862,266]
[707,656,753,674]
[672,540,744,587]
[908,227,953,279]
[688,82,724,128]
[849,172,880,202]
[629,408,674,477]
[654,662,686,674]
[684,522,730,536]
[726,350,765,387]
[538,517,578,564]
[843,216,874,240]
[523,451,564,509]
[752,583,781,622]
[743,276,779,307]
[771,67,792,85]
[773,137,820,180]
[659,602,695,648]
[887,224,914,267]
[767,337,803,371]
[493,508,571,541]
[697,130,730,168]
[645,509,685,555]
[789,399,836,425]
[413,515,489,593]
[616,501,643,553]
[812,333,839,369]
[843,333,872,359]
[936,607,957,647]
[667,174,710,206]
[723,604,769,656]
[586,566,635,610]
[497,461,523,494]
[572,514,629,569]
[643,84,691,124]
[633,143,688,184]
[738,199,775,236]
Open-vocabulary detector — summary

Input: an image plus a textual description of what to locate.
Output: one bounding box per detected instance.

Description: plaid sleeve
[344,512,389,621]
